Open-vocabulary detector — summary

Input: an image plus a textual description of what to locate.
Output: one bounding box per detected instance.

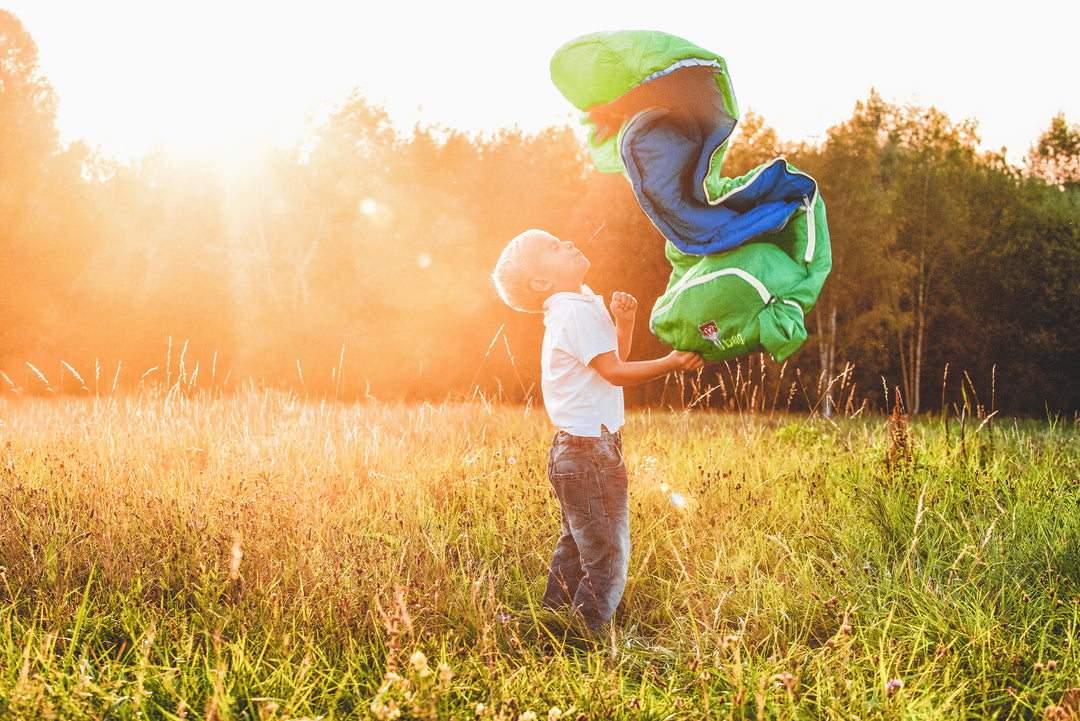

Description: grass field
[1,388,1078,720]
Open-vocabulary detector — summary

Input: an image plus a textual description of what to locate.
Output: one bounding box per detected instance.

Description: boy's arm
[590,349,703,387]
[609,291,636,360]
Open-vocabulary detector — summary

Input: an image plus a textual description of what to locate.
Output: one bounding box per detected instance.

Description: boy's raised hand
[609,291,637,323]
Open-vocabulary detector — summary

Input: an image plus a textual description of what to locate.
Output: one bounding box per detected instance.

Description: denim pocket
[550,469,591,525]
[595,438,623,471]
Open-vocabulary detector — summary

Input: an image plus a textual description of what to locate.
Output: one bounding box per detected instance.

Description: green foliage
[1,393,1079,719]
[2,12,1080,414]
[1027,113,1080,190]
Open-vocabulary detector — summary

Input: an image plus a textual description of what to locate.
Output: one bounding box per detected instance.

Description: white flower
[409,651,431,677]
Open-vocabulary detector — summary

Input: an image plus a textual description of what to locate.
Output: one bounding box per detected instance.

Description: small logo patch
[699,321,744,351]
[699,321,720,345]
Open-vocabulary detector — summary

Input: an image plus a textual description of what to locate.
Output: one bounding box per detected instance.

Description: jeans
[541,428,630,630]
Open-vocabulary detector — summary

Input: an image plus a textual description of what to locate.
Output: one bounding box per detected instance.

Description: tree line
[2,10,1079,415]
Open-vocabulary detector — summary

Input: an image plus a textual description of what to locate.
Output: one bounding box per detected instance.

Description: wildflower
[1046,705,1069,721]
[520,712,537,721]
[772,673,797,693]
[229,533,243,581]
[370,700,402,720]
[438,662,453,686]
[409,651,432,677]
[886,678,904,695]
[547,708,562,721]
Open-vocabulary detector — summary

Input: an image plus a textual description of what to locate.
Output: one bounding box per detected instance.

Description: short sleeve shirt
[541,286,624,437]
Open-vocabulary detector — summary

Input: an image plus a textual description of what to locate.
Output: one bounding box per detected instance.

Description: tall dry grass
[1,386,1078,719]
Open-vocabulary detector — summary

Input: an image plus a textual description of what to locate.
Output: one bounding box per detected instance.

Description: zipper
[639,57,724,85]
[701,157,820,264]
[802,194,816,263]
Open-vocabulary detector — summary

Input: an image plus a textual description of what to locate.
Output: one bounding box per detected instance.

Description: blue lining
[620,110,816,256]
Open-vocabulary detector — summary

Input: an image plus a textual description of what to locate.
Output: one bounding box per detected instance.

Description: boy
[491,228,703,633]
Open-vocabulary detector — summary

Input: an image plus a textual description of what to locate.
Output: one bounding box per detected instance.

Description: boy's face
[524,230,589,294]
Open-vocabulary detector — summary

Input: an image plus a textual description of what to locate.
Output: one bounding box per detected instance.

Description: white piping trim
[705,158,780,206]
[701,158,822,266]
[653,267,771,321]
[803,194,816,264]
[782,299,805,319]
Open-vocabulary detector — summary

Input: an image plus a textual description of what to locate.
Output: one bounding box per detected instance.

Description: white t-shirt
[541,286,624,437]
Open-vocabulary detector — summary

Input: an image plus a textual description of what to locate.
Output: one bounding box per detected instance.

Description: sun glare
[21,2,339,172]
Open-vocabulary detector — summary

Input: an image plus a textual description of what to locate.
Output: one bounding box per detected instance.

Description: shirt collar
[543,285,601,312]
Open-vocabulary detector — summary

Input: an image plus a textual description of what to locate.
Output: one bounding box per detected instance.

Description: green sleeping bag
[550,30,832,362]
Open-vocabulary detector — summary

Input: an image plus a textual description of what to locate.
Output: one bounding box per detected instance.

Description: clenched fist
[609,291,637,323]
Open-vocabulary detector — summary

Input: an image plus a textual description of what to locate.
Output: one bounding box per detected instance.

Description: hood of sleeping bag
[550,30,739,176]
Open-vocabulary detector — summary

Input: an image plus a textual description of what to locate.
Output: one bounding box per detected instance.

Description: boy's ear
[530,277,552,292]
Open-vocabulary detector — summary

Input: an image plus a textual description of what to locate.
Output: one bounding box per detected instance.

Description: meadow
[0,386,1078,720]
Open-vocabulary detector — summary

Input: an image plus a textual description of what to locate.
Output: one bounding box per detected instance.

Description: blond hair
[491,229,548,313]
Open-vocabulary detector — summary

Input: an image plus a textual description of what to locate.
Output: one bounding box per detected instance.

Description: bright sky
[7,0,1078,167]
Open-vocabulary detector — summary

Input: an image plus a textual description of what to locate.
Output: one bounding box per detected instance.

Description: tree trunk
[896,251,933,415]
[816,304,837,416]
[911,250,932,415]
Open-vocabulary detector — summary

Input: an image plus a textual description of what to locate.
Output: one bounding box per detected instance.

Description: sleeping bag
[550,30,832,362]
